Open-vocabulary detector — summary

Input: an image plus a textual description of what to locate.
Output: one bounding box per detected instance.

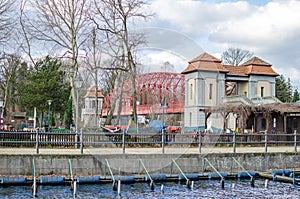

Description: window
[273,118,276,128]
[261,87,264,97]
[190,83,193,100]
[189,112,192,126]
[209,84,213,99]
[293,119,297,128]
[261,118,266,130]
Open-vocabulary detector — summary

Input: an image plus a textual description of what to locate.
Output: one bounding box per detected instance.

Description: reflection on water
[0,179,299,199]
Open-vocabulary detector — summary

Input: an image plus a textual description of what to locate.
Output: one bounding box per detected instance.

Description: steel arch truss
[102,72,185,115]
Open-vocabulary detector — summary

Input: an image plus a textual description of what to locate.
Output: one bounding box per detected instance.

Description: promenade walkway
[0,146,298,155]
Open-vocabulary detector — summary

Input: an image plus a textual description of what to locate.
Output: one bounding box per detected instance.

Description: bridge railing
[0,130,299,154]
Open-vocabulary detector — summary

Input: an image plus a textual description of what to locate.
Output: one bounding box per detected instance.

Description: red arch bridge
[102,72,185,117]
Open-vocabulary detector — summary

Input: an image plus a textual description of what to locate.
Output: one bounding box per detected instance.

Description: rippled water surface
[0,179,300,199]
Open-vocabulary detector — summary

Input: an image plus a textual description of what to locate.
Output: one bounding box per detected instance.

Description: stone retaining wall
[1,153,299,176]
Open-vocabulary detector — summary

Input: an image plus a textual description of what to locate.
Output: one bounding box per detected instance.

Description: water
[0,179,299,199]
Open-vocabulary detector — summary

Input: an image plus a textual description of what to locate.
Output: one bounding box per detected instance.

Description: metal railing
[0,129,299,154]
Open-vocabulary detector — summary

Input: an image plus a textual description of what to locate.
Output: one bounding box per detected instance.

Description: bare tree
[0,53,26,119]
[18,0,35,65]
[221,47,253,66]
[0,0,15,44]
[82,28,105,126]
[91,0,150,125]
[23,0,91,125]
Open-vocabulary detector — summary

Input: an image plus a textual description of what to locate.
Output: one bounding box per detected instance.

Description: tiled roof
[84,86,104,98]
[182,52,229,74]
[224,56,278,76]
[246,65,278,76]
[189,52,221,63]
[242,56,271,66]
[224,66,248,76]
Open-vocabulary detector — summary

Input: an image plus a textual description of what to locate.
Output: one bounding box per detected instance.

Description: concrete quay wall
[1,153,299,176]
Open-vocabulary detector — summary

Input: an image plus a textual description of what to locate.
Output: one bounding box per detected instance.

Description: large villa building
[181,52,280,132]
[84,52,300,134]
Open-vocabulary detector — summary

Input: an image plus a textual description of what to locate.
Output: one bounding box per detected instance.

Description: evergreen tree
[276,75,293,102]
[18,56,70,127]
[63,98,73,129]
[292,89,300,102]
[287,78,293,102]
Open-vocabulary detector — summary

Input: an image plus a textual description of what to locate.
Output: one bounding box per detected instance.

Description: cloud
[136,27,204,60]
[209,0,300,53]
[146,0,300,86]
[149,0,255,36]
[138,50,188,73]
[134,27,204,73]
[149,0,300,53]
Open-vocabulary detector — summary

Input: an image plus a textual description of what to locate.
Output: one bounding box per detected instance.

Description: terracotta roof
[84,86,104,98]
[224,56,278,76]
[246,65,278,76]
[182,52,229,74]
[242,56,271,66]
[224,66,248,77]
[189,52,221,63]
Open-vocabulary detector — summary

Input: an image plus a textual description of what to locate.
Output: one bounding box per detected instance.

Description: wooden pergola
[206,103,300,133]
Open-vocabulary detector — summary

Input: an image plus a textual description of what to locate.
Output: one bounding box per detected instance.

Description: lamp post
[136,100,140,134]
[47,100,52,131]
[0,99,3,118]
[74,74,83,148]
[160,98,169,154]
[0,100,3,131]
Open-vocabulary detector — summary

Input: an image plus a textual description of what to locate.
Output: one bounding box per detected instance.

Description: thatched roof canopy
[211,103,300,116]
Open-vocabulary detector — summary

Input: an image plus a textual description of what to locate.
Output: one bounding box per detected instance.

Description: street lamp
[74,74,83,147]
[160,98,169,154]
[0,99,3,118]
[136,100,140,133]
[0,100,3,130]
[47,100,52,131]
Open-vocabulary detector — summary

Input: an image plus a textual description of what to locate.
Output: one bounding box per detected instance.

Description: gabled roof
[242,56,271,66]
[182,52,229,74]
[224,65,248,77]
[189,52,221,63]
[224,56,278,77]
[84,86,104,98]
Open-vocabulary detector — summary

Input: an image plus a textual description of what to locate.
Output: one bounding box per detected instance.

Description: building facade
[181,52,279,129]
[81,86,104,127]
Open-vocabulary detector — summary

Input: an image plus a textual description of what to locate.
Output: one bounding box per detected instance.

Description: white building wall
[183,70,226,127]
[82,97,103,127]
[184,107,205,127]
[248,75,276,98]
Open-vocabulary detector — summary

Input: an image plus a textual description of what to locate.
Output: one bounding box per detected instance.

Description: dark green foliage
[63,98,73,128]
[18,56,70,126]
[276,75,293,102]
[292,89,300,103]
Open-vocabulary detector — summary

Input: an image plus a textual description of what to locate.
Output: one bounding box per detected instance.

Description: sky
[137,0,300,88]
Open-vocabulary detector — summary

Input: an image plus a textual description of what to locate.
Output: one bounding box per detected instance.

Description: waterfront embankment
[0,147,299,176]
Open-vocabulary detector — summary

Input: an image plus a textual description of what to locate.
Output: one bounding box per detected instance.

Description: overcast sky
[138,0,300,88]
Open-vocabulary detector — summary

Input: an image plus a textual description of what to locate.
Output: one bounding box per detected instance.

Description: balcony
[223,95,282,105]
[82,108,102,115]
[250,96,282,105]
[222,95,254,105]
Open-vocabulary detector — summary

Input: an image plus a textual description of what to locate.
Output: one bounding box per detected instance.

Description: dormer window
[209,84,213,99]
[261,87,264,97]
[190,83,193,100]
